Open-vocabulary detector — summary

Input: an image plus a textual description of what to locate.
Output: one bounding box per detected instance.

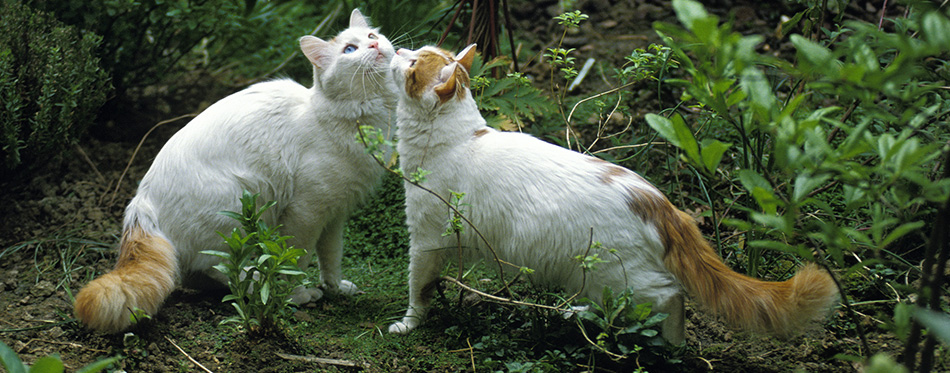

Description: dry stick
[104,113,197,207]
[441,276,567,312]
[73,144,106,184]
[165,336,213,373]
[275,352,362,368]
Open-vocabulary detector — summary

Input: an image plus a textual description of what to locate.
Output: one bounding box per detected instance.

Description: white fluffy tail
[74,225,177,333]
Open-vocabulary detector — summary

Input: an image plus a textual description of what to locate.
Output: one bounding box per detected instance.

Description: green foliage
[344,172,410,260]
[0,339,119,373]
[202,190,309,334]
[442,190,468,237]
[0,1,110,175]
[576,287,667,366]
[652,0,950,278]
[29,0,244,94]
[469,55,554,130]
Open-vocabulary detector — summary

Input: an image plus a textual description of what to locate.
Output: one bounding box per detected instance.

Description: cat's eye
[368,33,377,40]
[343,45,357,54]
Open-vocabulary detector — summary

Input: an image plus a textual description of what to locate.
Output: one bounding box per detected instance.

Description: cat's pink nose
[368,41,379,50]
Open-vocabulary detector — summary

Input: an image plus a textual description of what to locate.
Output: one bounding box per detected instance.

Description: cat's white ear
[455,44,477,72]
[349,8,370,28]
[300,35,332,69]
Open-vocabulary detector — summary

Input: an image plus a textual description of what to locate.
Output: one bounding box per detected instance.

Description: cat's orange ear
[434,63,459,103]
[455,44,477,72]
[349,9,370,28]
[300,36,331,69]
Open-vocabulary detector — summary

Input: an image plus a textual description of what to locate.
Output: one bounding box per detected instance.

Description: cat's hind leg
[654,291,686,346]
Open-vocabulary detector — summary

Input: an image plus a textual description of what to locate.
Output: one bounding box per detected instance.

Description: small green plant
[0,339,119,373]
[468,55,554,130]
[202,190,309,334]
[576,287,667,367]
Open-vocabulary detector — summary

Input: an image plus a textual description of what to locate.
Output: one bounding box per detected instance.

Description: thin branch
[103,113,197,207]
[165,336,213,373]
[276,352,363,368]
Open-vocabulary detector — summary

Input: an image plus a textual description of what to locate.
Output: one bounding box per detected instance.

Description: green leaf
[740,67,776,120]
[672,0,709,31]
[75,356,121,373]
[790,34,839,75]
[922,11,950,51]
[28,356,64,373]
[700,139,731,173]
[914,307,950,345]
[260,282,270,305]
[880,221,925,248]
[0,340,26,373]
[645,113,700,166]
[738,169,779,214]
[792,173,830,202]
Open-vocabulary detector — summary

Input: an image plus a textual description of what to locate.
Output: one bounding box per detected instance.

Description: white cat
[386,44,839,344]
[74,9,396,333]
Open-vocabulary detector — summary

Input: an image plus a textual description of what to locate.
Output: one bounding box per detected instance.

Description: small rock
[293,310,313,323]
[31,280,55,298]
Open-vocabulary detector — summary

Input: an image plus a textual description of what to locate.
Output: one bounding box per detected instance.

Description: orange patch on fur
[405,48,470,102]
[74,225,178,333]
[636,195,840,338]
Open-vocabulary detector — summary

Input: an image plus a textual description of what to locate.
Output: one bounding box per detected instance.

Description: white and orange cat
[74,9,396,333]
[386,44,839,344]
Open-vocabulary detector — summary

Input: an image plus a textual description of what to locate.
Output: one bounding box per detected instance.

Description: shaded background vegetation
[1,0,949,371]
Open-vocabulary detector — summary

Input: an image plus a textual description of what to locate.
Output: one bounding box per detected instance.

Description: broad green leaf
[29,356,64,373]
[791,34,839,75]
[672,0,709,31]
[922,11,950,51]
[740,67,776,121]
[700,139,731,173]
[0,340,26,373]
[880,221,925,248]
[738,170,779,214]
[914,307,950,345]
[645,113,700,166]
[792,173,831,202]
[260,282,270,305]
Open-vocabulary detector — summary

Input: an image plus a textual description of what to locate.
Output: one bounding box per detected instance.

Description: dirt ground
[0,0,935,371]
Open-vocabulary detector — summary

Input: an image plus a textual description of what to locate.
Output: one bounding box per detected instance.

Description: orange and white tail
[660,207,839,337]
[74,225,177,333]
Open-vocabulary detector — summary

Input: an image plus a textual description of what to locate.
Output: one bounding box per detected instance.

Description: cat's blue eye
[343,45,357,54]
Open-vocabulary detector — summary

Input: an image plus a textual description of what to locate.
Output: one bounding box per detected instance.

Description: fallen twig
[104,113,196,207]
[276,352,363,369]
[165,335,213,373]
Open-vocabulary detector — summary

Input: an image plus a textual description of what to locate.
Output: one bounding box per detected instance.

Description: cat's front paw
[322,280,362,296]
[290,286,324,305]
[388,320,415,334]
[336,280,362,296]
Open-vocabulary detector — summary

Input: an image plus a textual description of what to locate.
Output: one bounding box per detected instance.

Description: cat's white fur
[386,45,838,344]
[74,9,396,333]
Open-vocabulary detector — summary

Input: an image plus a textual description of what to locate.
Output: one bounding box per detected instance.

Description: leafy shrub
[645,0,950,369]
[0,1,110,175]
[202,190,309,334]
[28,0,243,95]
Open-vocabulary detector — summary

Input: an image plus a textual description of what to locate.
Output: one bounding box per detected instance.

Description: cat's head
[389,44,477,110]
[299,9,395,99]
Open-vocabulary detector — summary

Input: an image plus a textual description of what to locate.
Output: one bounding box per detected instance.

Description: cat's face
[390,44,476,110]
[300,9,395,99]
